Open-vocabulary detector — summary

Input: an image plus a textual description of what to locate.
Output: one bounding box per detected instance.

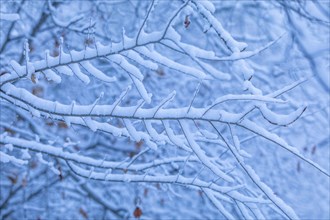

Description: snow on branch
[0,151,27,166]
[0,135,200,172]
[67,161,269,205]
[0,0,328,219]
[191,1,247,53]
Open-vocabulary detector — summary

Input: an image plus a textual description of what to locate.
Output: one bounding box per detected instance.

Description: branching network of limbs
[0,0,329,219]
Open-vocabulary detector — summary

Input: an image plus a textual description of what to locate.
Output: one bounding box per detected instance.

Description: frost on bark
[0,0,329,219]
